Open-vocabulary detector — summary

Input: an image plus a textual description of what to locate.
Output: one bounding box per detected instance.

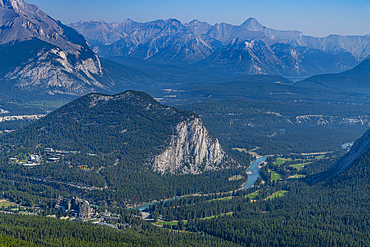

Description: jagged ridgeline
[1,91,241,203]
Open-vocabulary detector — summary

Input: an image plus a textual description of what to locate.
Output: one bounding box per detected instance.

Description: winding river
[244,156,267,190]
[132,156,267,211]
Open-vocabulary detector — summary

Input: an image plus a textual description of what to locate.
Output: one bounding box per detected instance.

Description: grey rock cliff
[151,117,237,175]
[0,0,104,96]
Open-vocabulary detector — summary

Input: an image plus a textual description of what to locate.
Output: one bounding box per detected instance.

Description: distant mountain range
[71,18,370,76]
[0,0,205,100]
[1,0,370,100]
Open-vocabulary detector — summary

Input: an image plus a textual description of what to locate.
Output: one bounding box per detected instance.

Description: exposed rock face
[72,17,370,75]
[152,117,237,175]
[0,0,104,96]
[4,44,104,95]
[198,38,356,76]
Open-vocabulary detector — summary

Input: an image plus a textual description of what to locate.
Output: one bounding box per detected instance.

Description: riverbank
[129,156,268,211]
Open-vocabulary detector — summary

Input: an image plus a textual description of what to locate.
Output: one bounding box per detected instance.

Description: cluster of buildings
[0,114,46,123]
[9,154,41,167]
[56,196,95,219]
[45,148,79,163]
[55,196,125,227]
[9,147,81,166]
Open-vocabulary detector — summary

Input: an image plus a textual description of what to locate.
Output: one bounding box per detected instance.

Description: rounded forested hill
[3,90,196,160]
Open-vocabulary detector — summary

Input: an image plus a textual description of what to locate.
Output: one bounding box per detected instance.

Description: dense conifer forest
[0,90,369,246]
[154,152,370,246]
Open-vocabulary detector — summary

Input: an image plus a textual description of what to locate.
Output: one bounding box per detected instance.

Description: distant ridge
[71,17,367,76]
[295,58,370,94]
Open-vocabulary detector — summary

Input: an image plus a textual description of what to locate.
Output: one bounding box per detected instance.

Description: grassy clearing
[202,212,233,220]
[232,147,261,158]
[228,175,244,181]
[246,191,259,199]
[315,156,328,160]
[274,158,292,166]
[290,162,311,171]
[268,169,282,182]
[0,200,16,208]
[288,175,306,179]
[232,148,247,153]
[265,190,289,200]
[155,212,234,226]
[155,220,188,226]
[209,197,232,202]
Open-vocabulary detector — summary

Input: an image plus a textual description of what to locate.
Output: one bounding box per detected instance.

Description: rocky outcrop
[5,45,104,95]
[152,117,237,175]
[0,0,104,96]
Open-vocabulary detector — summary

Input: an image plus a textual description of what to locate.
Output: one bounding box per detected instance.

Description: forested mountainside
[145,128,370,246]
[0,90,244,205]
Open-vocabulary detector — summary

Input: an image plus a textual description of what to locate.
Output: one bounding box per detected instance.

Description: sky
[28,0,370,37]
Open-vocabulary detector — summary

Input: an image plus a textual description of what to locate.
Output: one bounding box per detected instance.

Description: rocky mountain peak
[186,19,212,35]
[0,0,105,97]
[241,17,265,31]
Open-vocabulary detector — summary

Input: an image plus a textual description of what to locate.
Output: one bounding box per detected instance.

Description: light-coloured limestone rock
[152,117,237,175]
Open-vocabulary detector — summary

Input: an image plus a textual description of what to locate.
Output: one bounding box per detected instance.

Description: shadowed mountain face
[307,126,370,184]
[0,0,105,97]
[197,38,358,76]
[71,18,366,76]
[295,58,370,94]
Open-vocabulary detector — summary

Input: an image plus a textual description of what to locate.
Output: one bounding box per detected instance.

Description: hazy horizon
[27,0,370,38]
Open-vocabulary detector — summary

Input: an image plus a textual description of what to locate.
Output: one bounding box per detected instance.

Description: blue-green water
[341,142,354,150]
[244,157,267,190]
[132,157,267,211]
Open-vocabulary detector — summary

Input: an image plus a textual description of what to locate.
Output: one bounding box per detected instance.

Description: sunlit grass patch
[274,158,292,166]
[265,190,289,200]
[269,169,282,181]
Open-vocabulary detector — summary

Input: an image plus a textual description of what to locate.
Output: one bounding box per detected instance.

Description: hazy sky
[28,0,370,37]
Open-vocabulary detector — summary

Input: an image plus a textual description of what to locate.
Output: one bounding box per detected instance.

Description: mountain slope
[295,58,370,93]
[307,126,370,183]
[0,0,106,98]
[89,19,214,64]
[5,90,237,175]
[71,18,363,76]
[1,90,242,204]
[241,18,370,61]
[197,38,357,76]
